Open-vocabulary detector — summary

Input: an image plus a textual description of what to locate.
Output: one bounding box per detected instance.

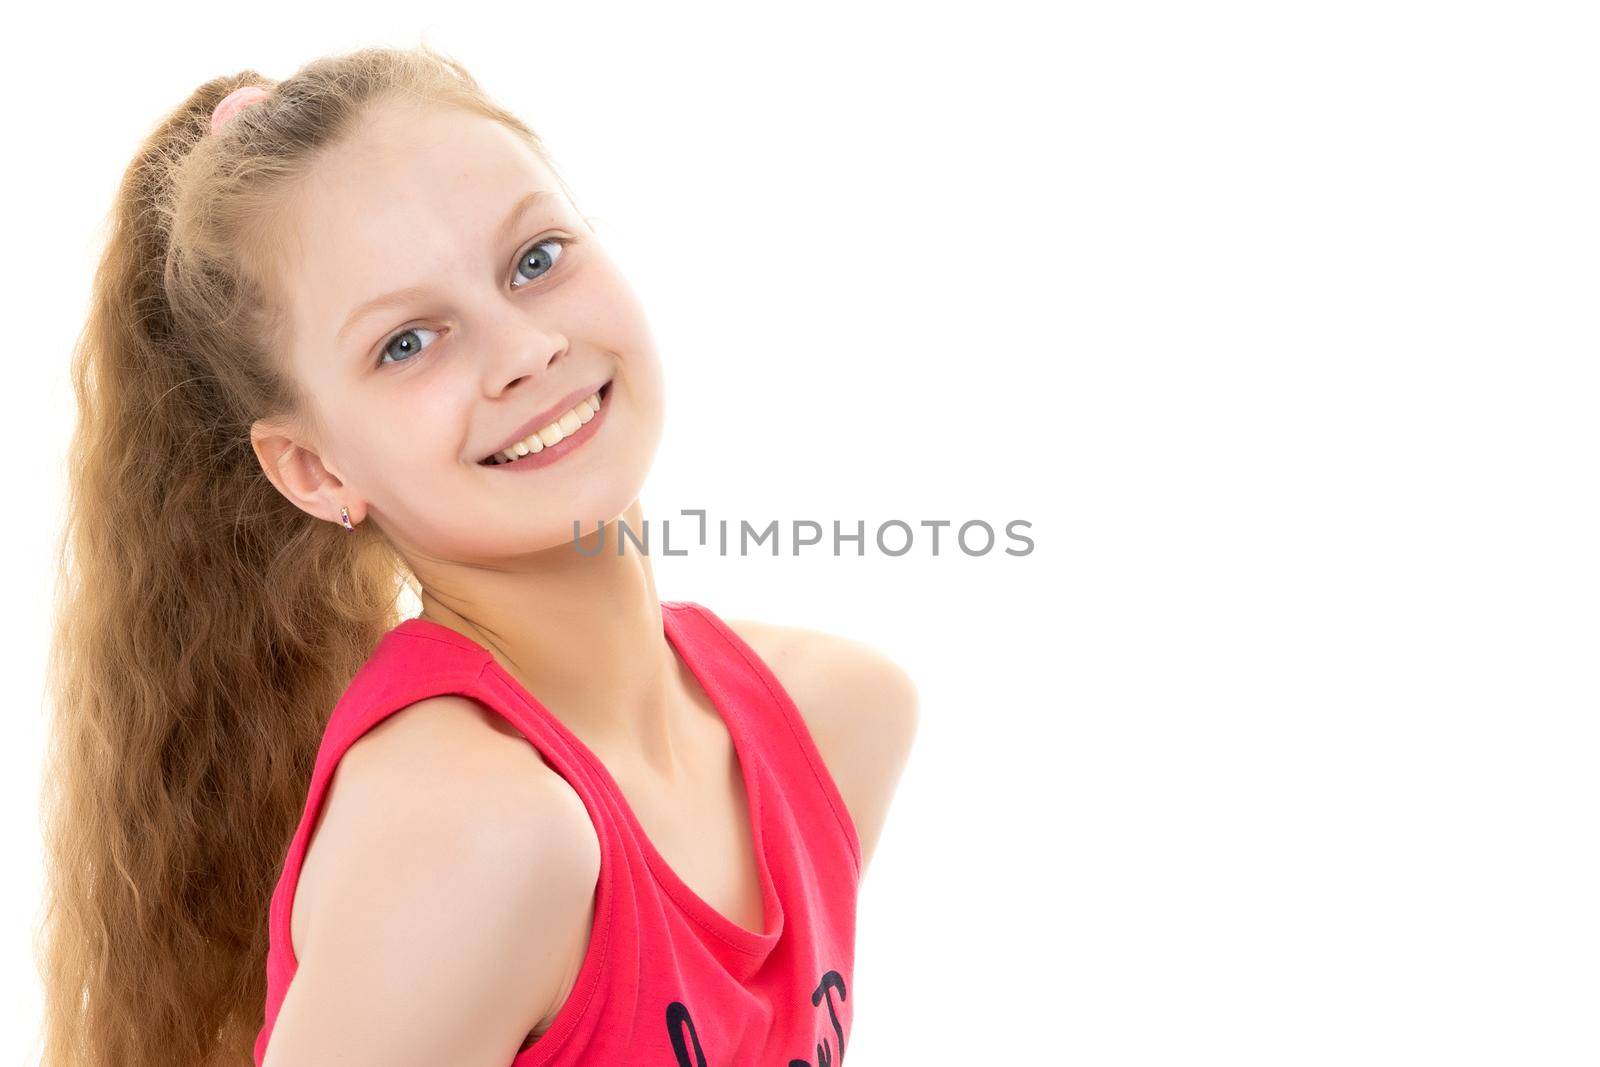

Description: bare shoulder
[265,695,599,1067]
[723,617,920,873]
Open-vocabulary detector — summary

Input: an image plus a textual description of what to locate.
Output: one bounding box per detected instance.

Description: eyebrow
[335,189,560,344]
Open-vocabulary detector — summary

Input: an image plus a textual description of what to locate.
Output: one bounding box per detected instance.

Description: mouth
[478,379,612,468]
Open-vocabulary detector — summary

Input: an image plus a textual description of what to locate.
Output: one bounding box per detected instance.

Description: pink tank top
[252,600,862,1065]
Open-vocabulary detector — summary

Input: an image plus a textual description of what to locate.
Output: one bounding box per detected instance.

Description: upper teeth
[488,390,603,464]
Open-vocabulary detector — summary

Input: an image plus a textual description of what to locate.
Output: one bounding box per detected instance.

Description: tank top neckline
[393,600,786,959]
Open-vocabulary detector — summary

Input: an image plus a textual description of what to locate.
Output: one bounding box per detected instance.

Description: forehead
[274,102,562,339]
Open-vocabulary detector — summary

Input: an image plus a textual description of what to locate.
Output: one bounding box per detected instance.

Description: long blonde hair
[39,45,562,1065]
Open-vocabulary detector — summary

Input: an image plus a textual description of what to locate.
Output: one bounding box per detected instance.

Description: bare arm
[262,697,599,1067]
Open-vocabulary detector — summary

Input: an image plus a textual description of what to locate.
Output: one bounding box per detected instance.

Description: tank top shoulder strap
[316,621,494,760]
[661,600,864,878]
[263,618,614,992]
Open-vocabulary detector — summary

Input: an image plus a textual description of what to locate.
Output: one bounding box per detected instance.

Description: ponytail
[33,48,526,1064]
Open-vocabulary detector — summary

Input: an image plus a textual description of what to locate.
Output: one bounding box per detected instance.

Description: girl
[41,44,918,1067]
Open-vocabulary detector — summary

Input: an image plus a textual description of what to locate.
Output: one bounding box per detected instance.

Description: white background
[4,1,1597,1063]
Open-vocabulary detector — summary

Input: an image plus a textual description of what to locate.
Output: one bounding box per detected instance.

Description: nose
[481,302,569,398]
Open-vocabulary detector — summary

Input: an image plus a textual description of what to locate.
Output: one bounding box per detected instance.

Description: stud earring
[339,506,355,531]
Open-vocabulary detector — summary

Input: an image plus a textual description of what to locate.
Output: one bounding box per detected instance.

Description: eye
[510,236,570,289]
[377,326,440,367]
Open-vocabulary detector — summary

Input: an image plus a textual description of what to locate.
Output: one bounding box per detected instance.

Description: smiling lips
[480,383,608,465]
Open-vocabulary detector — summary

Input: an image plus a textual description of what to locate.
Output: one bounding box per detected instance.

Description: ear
[250,418,361,527]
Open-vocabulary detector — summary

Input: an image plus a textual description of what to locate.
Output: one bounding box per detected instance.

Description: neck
[415,498,687,775]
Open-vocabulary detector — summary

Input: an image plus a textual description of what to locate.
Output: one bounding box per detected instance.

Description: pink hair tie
[209,85,269,135]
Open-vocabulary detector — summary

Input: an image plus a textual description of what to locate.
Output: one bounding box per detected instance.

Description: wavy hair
[38,44,563,1065]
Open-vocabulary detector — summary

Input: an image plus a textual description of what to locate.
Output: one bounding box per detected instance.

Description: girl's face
[256,100,664,561]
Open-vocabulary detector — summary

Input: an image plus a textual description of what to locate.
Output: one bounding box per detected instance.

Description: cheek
[592,284,665,412]
[341,387,469,485]
[572,258,658,359]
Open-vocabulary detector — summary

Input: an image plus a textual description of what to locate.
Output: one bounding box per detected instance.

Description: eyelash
[374,234,575,368]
